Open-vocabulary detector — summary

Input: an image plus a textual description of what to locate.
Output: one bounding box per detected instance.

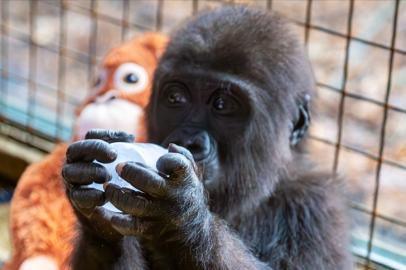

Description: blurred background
[0,1,405,269]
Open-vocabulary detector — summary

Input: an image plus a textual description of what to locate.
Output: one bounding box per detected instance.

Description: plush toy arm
[3,144,76,270]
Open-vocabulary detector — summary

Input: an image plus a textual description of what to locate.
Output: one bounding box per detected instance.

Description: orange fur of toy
[3,145,74,270]
[3,33,168,270]
[73,33,167,143]
[79,33,167,111]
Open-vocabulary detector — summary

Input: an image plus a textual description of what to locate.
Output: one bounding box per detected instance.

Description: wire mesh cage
[0,1,405,269]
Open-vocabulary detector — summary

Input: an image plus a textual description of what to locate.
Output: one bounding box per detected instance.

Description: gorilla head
[146,6,314,214]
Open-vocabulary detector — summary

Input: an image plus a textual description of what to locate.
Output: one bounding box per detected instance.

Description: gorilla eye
[167,91,186,104]
[213,96,235,112]
[163,82,190,107]
[124,73,139,84]
[214,97,225,110]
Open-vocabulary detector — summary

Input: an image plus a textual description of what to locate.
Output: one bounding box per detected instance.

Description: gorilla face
[148,73,253,184]
[146,7,314,210]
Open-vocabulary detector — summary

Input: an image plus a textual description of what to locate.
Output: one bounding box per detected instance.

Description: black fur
[144,5,352,269]
[64,5,352,270]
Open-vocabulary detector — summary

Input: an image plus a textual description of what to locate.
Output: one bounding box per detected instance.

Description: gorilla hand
[62,129,135,243]
[104,143,211,242]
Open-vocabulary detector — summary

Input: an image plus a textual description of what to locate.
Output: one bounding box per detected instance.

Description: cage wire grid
[0,0,405,269]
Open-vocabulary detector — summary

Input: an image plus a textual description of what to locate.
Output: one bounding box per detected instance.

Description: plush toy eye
[124,73,139,84]
[92,68,108,93]
[114,63,149,93]
[94,77,102,87]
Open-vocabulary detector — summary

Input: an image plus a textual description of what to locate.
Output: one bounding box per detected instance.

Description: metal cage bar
[26,0,39,146]
[56,0,67,142]
[333,0,354,174]
[0,0,9,123]
[88,0,98,87]
[121,0,130,41]
[365,1,400,268]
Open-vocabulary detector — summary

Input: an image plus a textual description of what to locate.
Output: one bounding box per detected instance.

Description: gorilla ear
[290,95,311,146]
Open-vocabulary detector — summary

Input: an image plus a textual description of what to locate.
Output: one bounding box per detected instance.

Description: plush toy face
[74,33,167,142]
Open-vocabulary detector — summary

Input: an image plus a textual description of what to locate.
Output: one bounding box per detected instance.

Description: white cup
[88,142,167,212]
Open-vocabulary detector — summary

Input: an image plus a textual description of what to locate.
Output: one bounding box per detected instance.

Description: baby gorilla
[62,5,352,270]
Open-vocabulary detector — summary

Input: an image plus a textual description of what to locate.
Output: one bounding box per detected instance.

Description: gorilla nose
[164,128,211,162]
[184,134,211,162]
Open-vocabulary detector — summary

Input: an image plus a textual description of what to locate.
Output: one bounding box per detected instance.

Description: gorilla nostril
[186,144,202,154]
[172,140,210,162]
[186,141,210,162]
[162,128,212,162]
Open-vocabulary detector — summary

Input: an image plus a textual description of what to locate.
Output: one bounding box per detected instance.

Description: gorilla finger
[168,143,194,163]
[70,188,106,216]
[110,215,153,238]
[117,162,167,197]
[66,139,117,163]
[85,129,135,143]
[104,184,157,217]
[168,143,198,173]
[156,152,194,180]
[63,163,111,185]
[90,207,122,236]
[71,188,106,208]
[78,207,124,242]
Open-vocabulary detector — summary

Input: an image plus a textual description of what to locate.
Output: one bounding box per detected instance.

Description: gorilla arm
[63,139,270,270]
[110,146,270,270]
[105,148,351,270]
[63,136,351,270]
[62,131,147,270]
[235,172,352,270]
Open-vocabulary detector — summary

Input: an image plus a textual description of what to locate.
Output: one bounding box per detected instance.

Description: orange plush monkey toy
[3,33,168,270]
